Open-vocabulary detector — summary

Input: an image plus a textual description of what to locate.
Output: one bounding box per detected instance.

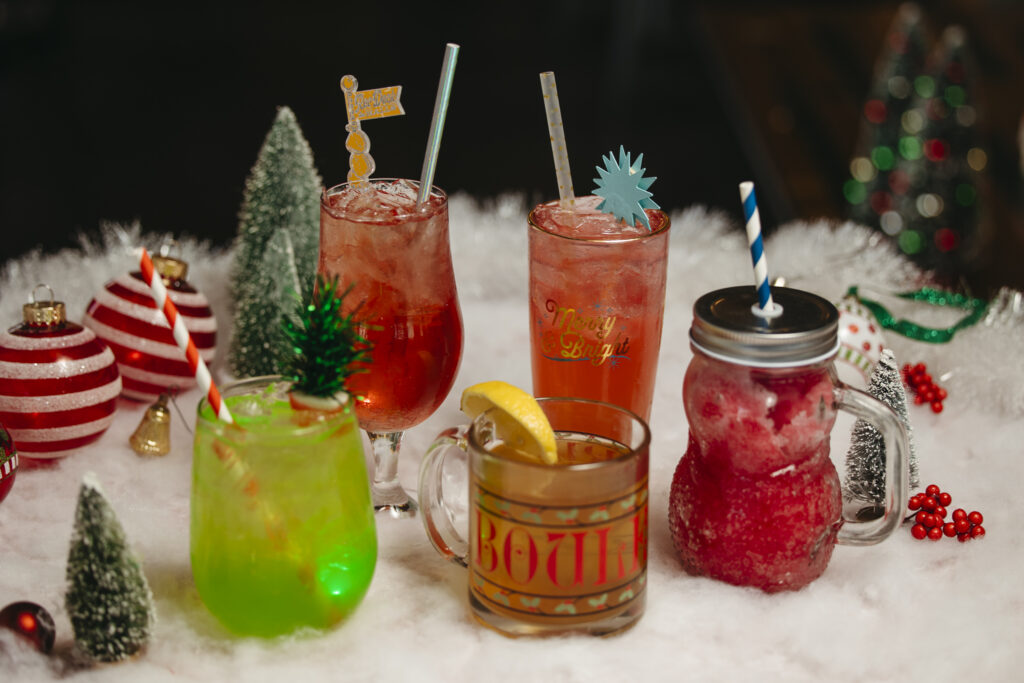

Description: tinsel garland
[845,285,988,343]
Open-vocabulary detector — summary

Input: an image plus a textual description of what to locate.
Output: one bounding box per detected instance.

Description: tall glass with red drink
[320,178,463,517]
[528,196,670,422]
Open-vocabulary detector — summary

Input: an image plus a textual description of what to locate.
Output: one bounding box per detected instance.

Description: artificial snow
[1,198,1022,681]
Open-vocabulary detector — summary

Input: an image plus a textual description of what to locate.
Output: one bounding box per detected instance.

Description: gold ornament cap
[22,285,66,327]
[152,255,188,284]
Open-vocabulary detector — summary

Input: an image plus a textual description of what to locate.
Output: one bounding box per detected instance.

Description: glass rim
[195,375,355,436]
[528,198,671,245]
[321,178,448,222]
[467,396,650,471]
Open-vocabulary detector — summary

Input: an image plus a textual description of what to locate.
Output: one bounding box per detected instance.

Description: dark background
[2,1,1022,291]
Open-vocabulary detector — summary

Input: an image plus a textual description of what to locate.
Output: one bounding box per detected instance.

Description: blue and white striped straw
[739,181,777,315]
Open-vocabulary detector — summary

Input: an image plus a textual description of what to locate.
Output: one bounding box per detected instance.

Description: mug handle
[418,425,470,567]
[834,384,910,546]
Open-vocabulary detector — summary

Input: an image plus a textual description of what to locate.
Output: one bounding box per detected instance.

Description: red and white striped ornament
[83,255,217,401]
[0,292,121,459]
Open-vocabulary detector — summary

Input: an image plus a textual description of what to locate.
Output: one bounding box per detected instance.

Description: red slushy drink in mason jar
[669,286,909,592]
[528,196,670,421]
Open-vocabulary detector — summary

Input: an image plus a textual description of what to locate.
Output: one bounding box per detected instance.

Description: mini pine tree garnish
[592,145,659,230]
[281,274,372,404]
[65,474,155,663]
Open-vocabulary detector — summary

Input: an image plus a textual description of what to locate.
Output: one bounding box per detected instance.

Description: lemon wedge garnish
[460,381,558,465]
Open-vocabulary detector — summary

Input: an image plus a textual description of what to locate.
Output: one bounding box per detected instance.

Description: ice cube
[231,396,271,417]
[375,179,419,212]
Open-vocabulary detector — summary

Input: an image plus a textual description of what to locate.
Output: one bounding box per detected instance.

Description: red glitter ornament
[0,287,121,459]
[84,253,217,401]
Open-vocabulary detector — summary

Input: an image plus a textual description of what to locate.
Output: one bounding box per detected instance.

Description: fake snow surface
[1,197,1023,681]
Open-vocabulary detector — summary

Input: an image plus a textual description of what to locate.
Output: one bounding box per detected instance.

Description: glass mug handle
[418,425,470,568]
[834,384,911,546]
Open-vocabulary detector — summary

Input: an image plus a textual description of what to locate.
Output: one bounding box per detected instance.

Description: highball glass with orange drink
[528,196,670,421]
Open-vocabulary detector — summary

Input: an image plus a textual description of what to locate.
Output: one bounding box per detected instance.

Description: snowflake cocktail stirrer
[340,74,405,184]
[593,146,659,230]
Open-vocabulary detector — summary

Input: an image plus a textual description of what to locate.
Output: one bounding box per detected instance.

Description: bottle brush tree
[230,105,323,378]
[65,474,155,662]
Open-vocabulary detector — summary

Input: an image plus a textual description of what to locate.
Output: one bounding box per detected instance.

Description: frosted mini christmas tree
[65,474,154,662]
[230,106,323,377]
[844,349,919,510]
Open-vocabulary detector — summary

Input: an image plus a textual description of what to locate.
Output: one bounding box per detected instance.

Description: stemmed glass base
[368,431,418,519]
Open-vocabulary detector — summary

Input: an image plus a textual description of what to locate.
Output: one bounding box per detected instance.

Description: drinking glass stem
[368,431,417,518]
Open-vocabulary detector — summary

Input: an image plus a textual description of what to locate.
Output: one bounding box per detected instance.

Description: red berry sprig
[908,484,985,542]
[901,362,948,414]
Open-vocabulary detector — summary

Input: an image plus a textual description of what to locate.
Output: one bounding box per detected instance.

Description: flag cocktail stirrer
[417,42,460,207]
[137,247,233,424]
[739,181,780,317]
[539,71,575,210]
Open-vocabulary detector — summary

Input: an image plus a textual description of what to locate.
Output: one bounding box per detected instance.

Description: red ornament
[0,601,56,653]
[0,288,121,459]
[84,253,216,402]
[0,425,17,504]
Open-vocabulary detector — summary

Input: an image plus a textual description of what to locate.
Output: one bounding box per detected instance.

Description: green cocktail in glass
[191,376,377,637]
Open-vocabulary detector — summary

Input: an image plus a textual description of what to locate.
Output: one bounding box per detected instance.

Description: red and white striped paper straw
[138,248,233,424]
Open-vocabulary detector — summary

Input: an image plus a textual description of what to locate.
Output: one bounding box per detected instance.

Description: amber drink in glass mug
[419,397,650,637]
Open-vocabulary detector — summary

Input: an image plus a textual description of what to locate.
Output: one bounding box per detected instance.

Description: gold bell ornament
[129,393,172,456]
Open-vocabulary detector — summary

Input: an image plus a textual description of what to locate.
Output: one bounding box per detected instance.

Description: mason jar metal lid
[690,286,840,367]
